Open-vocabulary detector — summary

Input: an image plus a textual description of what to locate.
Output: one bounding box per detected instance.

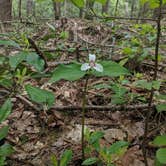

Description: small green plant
[51,150,73,166]
[15,67,29,87]
[0,99,13,165]
[83,129,129,166]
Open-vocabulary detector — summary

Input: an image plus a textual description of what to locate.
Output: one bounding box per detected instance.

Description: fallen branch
[51,104,155,112]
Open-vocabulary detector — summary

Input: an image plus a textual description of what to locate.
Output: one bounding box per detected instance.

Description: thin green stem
[81,76,89,161]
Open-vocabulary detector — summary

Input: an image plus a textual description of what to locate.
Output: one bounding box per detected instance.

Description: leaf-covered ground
[0,18,166,166]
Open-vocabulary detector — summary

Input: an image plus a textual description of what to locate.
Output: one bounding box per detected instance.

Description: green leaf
[60,150,72,166]
[89,131,104,145]
[153,135,166,146]
[9,52,27,69]
[156,104,166,113]
[49,63,85,83]
[134,79,152,90]
[70,0,85,8]
[95,0,107,5]
[94,61,130,77]
[0,99,12,123]
[25,84,55,108]
[51,154,58,166]
[9,51,45,71]
[156,148,166,164]
[0,40,20,48]
[26,52,45,72]
[108,141,129,154]
[0,126,9,141]
[82,157,98,165]
[0,144,13,156]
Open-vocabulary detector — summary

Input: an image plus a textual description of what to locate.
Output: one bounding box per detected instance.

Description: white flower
[81,54,103,72]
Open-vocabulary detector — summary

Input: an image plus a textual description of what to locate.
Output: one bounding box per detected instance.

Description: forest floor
[0,18,166,166]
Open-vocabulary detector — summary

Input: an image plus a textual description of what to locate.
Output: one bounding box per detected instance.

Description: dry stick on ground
[16,94,155,112]
[142,1,162,166]
[27,37,48,68]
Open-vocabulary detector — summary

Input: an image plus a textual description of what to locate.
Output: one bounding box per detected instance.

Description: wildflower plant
[48,52,130,161]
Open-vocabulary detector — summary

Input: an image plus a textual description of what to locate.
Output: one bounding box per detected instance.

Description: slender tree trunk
[52,0,61,20]
[85,0,95,20]
[26,0,35,17]
[102,0,109,14]
[130,0,135,18]
[114,0,119,16]
[79,8,84,18]
[0,0,12,21]
[18,0,22,20]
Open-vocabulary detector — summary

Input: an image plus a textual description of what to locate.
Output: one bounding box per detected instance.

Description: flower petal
[81,63,91,71]
[89,54,96,62]
[93,63,103,72]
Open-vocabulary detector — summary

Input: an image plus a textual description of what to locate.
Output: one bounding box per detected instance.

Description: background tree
[0,0,12,21]
[102,0,109,14]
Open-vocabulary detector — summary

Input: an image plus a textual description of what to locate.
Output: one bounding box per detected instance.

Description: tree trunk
[114,0,119,16]
[52,0,61,20]
[102,0,109,14]
[0,0,12,21]
[26,0,35,17]
[18,0,22,20]
[85,0,95,20]
[130,0,136,18]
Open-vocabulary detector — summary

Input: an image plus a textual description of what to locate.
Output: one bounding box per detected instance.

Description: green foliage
[9,51,45,72]
[84,129,129,165]
[0,99,13,166]
[156,149,166,164]
[153,135,166,165]
[0,127,9,141]
[0,40,20,48]
[0,99,12,123]
[49,63,85,83]
[25,84,55,109]
[70,0,85,8]
[153,135,166,146]
[51,150,73,166]
[94,61,130,77]
[60,150,73,166]
[156,104,166,113]
[134,80,161,90]
[82,157,98,165]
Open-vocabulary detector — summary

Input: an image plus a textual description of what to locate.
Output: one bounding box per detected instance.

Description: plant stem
[142,1,162,165]
[81,76,89,160]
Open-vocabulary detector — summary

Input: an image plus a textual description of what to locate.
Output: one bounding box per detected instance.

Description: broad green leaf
[0,144,13,156]
[134,79,152,90]
[9,52,27,69]
[0,40,20,48]
[108,141,129,154]
[49,63,85,83]
[153,135,166,146]
[95,0,107,5]
[89,131,104,144]
[0,126,9,141]
[94,61,130,77]
[70,0,85,8]
[51,155,58,166]
[156,104,166,113]
[9,51,45,71]
[156,148,166,164]
[60,150,72,166]
[0,99,12,123]
[82,157,98,165]
[26,52,45,72]
[0,57,5,65]
[25,84,55,108]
